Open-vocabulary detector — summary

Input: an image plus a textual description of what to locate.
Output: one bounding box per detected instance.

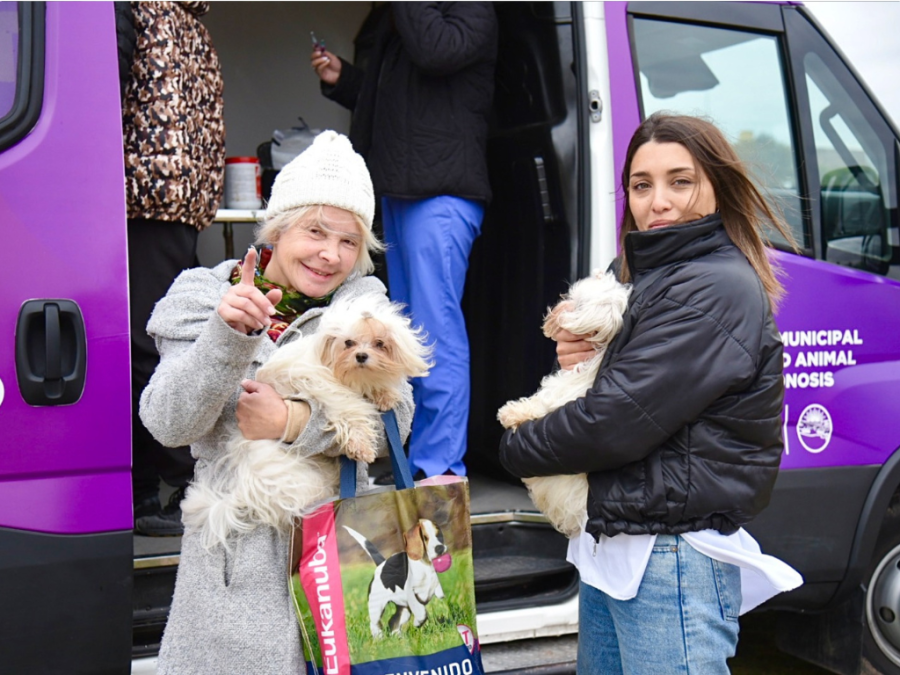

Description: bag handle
[339,409,414,498]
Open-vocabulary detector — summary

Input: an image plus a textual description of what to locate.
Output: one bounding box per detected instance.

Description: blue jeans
[381,196,484,477]
[577,535,741,674]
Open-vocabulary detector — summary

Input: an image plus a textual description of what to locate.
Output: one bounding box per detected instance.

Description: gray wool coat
[140,260,414,675]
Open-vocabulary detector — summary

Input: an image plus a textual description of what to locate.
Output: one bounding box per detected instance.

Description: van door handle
[534,156,554,223]
[15,299,87,405]
[589,89,602,123]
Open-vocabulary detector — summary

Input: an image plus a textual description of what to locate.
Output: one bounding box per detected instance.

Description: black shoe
[134,486,186,537]
[133,493,161,521]
[162,486,187,516]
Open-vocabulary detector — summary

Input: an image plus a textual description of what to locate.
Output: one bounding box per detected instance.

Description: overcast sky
[804,1,900,127]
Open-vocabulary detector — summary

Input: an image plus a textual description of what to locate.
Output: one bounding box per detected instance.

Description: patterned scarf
[230,247,336,342]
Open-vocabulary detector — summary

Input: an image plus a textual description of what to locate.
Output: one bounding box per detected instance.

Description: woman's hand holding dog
[218,248,283,334]
[554,329,595,370]
[544,300,594,370]
[236,380,309,441]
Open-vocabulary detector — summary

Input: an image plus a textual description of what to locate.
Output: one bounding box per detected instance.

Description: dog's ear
[404,523,425,561]
[542,300,570,339]
[318,335,337,368]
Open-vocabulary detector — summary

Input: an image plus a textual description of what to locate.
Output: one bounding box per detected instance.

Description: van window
[804,52,895,277]
[0,2,18,120]
[632,18,805,249]
[0,2,42,153]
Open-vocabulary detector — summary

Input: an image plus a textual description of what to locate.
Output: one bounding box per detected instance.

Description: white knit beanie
[265,130,374,229]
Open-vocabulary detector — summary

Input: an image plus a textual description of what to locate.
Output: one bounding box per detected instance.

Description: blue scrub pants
[381,196,484,477]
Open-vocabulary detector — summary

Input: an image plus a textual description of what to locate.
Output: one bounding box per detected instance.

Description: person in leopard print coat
[118,1,226,536]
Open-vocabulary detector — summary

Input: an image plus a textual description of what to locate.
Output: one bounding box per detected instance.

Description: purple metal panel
[604,1,641,233]
[0,3,131,533]
[775,252,900,470]
[0,473,130,533]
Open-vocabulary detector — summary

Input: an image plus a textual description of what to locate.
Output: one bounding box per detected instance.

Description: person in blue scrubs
[312,2,498,478]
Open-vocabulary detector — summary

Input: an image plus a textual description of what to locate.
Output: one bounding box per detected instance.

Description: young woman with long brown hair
[499,113,802,674]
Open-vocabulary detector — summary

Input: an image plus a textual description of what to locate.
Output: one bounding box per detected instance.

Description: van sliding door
[0,3,132,672]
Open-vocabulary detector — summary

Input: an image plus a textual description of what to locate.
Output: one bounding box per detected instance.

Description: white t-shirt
[568,527,803,614]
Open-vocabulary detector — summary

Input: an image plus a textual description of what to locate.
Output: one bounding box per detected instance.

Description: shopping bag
[288,410,484,675]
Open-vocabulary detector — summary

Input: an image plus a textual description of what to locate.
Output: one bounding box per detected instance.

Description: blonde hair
[255,205,384,277]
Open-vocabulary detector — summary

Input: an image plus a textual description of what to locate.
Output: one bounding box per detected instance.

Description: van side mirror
[642,55,719,99]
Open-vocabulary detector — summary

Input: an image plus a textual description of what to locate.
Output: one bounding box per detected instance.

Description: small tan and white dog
[182,294,432,550]
[497,270,630,538]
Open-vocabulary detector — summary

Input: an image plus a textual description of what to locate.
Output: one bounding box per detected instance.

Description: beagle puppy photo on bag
[344,519,452,638]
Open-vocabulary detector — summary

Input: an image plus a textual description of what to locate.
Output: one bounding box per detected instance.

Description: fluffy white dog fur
[497,270,631,538]
[182,294,431,550]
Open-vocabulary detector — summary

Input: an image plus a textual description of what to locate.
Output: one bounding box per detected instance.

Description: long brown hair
[619,113,797,308]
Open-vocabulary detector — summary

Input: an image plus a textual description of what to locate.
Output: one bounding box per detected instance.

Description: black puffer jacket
[499,215,785,539]
[322,2,497,204]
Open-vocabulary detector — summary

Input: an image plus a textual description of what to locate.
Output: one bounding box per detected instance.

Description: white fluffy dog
[497,270,631,538]
[182,294,432,550]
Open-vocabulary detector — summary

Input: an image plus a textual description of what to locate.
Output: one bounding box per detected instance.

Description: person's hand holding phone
[309,32,341,85]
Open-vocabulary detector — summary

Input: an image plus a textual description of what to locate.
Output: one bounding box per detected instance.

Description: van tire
[863,520,900,673]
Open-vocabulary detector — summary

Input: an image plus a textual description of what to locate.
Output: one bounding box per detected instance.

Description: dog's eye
[374,339,386,350]
[344,339,356,348]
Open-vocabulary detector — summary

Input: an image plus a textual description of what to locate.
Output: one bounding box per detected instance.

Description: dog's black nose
[356,352,368,364]
[436,544,446,556]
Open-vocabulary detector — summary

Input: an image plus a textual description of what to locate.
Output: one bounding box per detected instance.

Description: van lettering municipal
[781,329,863,347]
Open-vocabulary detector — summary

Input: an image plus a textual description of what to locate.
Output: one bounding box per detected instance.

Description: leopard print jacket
[122,1,225,231]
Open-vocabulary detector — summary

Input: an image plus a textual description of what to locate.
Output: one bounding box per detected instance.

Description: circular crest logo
[797,404,833,454]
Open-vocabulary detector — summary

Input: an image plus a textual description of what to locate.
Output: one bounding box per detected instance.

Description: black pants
[129,218,199,504]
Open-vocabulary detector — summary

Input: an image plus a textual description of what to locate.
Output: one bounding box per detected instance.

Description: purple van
[1,2,898,674]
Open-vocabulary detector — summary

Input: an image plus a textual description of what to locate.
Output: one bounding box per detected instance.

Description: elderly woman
[140,131,412,674]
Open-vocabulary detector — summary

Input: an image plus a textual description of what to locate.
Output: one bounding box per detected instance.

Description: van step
[132,560,177,658]
[472,520,577,610]
[476,555,574,589]
[482,635,578,674]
